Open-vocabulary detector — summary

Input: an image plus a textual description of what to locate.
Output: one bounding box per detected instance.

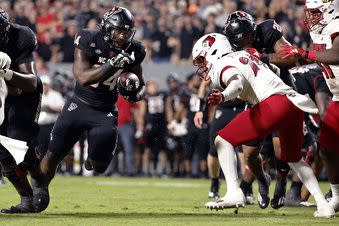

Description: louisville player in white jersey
[192,33,335,217]
[279,0,339,213]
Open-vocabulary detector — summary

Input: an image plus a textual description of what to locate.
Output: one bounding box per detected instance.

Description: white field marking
[87,181,206,188]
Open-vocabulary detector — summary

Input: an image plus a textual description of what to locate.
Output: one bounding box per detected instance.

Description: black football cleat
[208,178,220,199]
[84,158,93,171]
[325,189,332,202]
[31,177,50,213]
[1,196,35,214]
[271,177,287,209]
[258,173,271,209]
[245,186,255,205]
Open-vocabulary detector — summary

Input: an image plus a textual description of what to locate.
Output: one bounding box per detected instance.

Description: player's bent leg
[0,154,34,213]
[271,136,289,209]
[87,122,118,174]
[207,154,220,199]
[240,143,257,205]
[271,158,289,209]
[319,148,339,212]
[205,136,245,210]
[317,101,339,212]
[31,150,67,213]
[242,144,270,209]
[288,159,334,218]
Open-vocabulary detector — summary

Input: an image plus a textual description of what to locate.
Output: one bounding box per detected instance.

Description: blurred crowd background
[3,0,310,66]
[0,0,318,178]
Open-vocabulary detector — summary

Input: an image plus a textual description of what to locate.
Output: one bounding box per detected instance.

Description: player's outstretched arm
[311,37,339,65]
[246,38,297,67]
[194,79,211,128]
[270,37,298,67]
[279,37,339,65]
[208,71,245,105]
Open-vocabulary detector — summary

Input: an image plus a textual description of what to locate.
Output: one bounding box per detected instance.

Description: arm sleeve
[221,74,245,101]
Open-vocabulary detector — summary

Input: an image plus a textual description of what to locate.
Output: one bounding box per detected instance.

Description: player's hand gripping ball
[117,72,142,102]
[118,72,140,92]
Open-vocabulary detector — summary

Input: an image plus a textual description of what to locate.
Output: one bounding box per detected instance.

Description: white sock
[215,135,239,193]
[288,159,327,205]
[330,184,339,200]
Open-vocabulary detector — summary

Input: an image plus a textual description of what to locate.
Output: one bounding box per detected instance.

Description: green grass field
[0,176,338,226]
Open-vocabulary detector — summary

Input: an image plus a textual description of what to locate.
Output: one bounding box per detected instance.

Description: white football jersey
[310,18,339,101]
[210,50,318,114]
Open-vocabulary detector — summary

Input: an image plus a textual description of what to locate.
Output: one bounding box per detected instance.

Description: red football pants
[319,101,339,152]
[217,95,304,162]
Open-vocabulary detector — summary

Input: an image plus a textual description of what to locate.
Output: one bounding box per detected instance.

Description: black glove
[118,84,145,102]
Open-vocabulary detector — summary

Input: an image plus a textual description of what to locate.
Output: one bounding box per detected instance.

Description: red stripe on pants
[319,101,339,152]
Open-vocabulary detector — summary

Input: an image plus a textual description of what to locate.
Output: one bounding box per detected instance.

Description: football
[118,72,140,92]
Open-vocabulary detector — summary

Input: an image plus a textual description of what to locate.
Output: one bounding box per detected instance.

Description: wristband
[306,50,316,61]
[3,69,13,81]
[198,98,207,112]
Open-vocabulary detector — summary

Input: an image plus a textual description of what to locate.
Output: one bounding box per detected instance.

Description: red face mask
[304,7,324,32]
[193,51,212,81]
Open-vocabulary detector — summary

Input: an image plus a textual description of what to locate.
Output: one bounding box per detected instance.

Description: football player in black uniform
[0,9,42,213]
[31,7,146,212]
[165,73,185,177]
[139,81,168,177]
[222,10,295,209]
[182,73,209,178]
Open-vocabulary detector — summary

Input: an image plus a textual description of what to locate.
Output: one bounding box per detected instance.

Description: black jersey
[144,91,167,123]
[0,23,41,142]
[167,85,185,114]
[290,64,332,102]
[181,88,208,124]
[1,23,37,69]
[254,19,283,54]
[254,19,296,87]
[74,29,146,109]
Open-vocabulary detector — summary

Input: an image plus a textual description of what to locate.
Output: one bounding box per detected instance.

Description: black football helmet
[101,7,136,50]
[222,11,256,50]
[0,8,10,45]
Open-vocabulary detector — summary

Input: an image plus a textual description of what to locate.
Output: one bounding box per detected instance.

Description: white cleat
[329,198,339,213]
[205,189,245,210]
[313,202,335,218]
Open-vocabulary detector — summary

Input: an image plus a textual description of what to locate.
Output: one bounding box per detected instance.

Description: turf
[0,176,338,226]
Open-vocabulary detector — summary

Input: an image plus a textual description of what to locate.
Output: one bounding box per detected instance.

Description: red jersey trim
[219,66,235,89]
[331,32,339,43]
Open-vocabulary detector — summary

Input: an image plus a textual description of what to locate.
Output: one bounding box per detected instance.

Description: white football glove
[0,52,11,70]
